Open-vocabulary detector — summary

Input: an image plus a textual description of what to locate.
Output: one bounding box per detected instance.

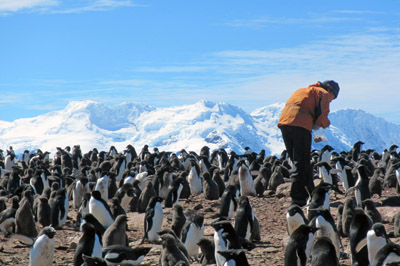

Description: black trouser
[279,125,314,202]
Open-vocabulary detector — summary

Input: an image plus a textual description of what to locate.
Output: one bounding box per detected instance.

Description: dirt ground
[0,181,399,266]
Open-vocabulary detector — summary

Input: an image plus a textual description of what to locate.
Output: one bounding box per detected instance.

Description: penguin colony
[0,143,400,265]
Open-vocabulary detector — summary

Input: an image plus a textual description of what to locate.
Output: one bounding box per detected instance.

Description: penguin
[165,177,185,208]
[188,160,202,196]
[36,196,51,227]
[284,224,319,266]
[29,226,56,266]
[88,190,115,229]
[308,208,341,259]
[315,161,340,185]
[310,236,339,266]
[158,228,190,261]
[319,145,334,164]
[363,198,382,224]
[143,196,163,243]
[114,182,135,212]
[80,213,106,239]
[128,179,142,212]
[350,164,371,208]
[342,197,356,237]
[197,238,216,265]
[73,176,90,209]
[369,168,383,198]
[268,165,285,191]
[367,222,389,265]
[219,185,238,219]
[74,223,103,266]
[306,183,334,220]
[50,189,67,229]
[286,204,308,236]
[218,249,250,266]
[211,220,242,266]
[181,213,204,260]
[234,196,254,241]
[159,233,190,266]
[109,197,126,219]
[102,245,152,266]
[172,204,186,238]
[0,196,19,235]
[349,208,373,266]
[137,181,156,213]
[212,168,226,197]
[237,160,256,197]
[203,172,220,200]
[95,172,109,202]
[372,242,400,266]
[15,195,38,238]
[102,214,129,247]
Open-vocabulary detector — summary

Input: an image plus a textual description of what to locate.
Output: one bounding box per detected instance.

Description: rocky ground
[0,181,399,266]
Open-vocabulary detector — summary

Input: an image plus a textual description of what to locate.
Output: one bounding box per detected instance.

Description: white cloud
[0,0,58,12]
[0,0,143,14]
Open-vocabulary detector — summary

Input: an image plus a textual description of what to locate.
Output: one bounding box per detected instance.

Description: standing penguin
[342,197,356,237]
[188,160,202,196]
[212,169,225,198]
[29,226,56,266]
[0,196,19,235]
[286,204,308,236]
[143,196,163,243]
[159,233,190,266]
[50,189,67,229]
[95,172,109,202]
[309,208,341,259]
[15,195,37,238]
[36,196,51,228]
[363,199,382,224]
[349,208,373,266]
[74,223,103,266]
[73,176,89,209]
[114,183,135,212]
[284,224,319,266]
[102,214,129,247]
[367,223,389,265]
[310,236,339,266]
[238,160,256,197]
[203,172,220,200]
[211,220,242,266]
[88,190,114,229]
[181,213,204,260]
[234,196,254,241]
[219,185,238,219]
[197,238,216,265]
[137,181,156,213]
[165,177,185,208]
[172,204,186,238]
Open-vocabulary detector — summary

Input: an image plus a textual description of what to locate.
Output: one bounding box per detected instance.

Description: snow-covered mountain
[0,100,399,156]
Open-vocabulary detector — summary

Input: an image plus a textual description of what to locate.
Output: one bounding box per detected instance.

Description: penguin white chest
[92,234,102,258]
[30,235,55,266]
[214,230,227,266]
[184,223,204,258]
[286,213,305,235]
[148,203,163,242]
[188,167,202,195]
[89,198,114,229]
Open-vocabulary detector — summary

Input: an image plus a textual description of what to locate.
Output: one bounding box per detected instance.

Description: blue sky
[1,0,400,124]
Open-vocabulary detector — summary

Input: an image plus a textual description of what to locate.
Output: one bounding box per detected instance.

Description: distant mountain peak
[0,100,399,156]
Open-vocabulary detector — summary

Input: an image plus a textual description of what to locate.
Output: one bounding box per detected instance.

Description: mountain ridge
[1,100,399,156]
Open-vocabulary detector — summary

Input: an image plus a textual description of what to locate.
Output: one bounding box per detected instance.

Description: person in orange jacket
[278,80,340,206]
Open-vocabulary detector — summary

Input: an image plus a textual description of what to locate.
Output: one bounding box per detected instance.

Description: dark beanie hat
[320,80,340,99]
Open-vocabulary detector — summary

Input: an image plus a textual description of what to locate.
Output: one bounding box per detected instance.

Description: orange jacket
[277,82,332,132]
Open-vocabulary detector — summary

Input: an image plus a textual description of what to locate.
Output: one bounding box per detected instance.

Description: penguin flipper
[296,248,307,266]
